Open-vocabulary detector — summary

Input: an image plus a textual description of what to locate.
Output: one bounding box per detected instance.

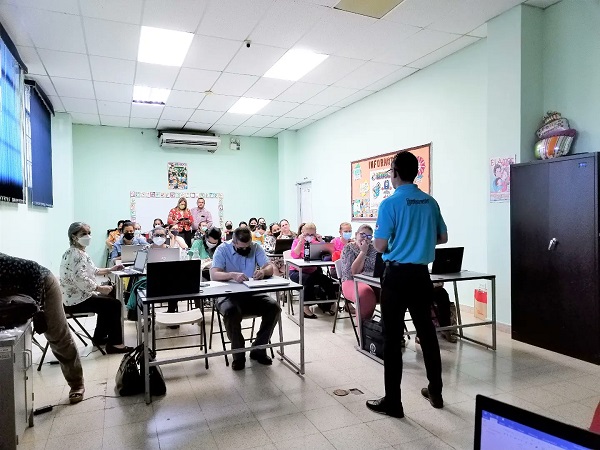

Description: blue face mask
[342,232,353,240]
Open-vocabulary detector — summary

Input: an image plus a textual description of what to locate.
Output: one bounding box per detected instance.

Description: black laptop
[273,238,293,254]
[475,395,600,449]
[146,260,201,298]
[431,247,464,274]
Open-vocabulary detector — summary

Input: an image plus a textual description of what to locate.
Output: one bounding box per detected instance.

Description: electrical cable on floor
[33,394,124,416]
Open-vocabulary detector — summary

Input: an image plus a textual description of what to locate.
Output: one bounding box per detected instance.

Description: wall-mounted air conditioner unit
[158,132,221,153]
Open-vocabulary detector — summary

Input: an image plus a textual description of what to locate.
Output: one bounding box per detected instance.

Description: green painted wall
[72,125,279,265]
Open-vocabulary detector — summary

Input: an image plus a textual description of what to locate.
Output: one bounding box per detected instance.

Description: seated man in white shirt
[210,227,281,371]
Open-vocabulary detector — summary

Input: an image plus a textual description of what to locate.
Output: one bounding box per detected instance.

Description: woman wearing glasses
[340,224,379,320]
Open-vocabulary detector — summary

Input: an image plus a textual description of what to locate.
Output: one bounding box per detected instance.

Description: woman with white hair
[60,222,133,354]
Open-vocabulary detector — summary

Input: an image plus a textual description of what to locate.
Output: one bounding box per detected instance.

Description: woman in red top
[167,197,193,247]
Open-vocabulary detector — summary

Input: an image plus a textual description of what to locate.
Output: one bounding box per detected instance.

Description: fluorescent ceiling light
[138,26,194,67]
[132,85,170,105]
[264,49,329,81]
[228,97,271,115]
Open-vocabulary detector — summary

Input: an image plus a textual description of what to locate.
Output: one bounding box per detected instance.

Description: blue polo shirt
[374,184,447,265]
[212,241,269,278]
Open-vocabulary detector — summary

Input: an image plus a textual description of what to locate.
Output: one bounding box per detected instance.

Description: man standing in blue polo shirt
[211,227,281,371]
[366,151,448,418]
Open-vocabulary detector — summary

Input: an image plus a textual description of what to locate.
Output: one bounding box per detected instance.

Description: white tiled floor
[23,306,600,450]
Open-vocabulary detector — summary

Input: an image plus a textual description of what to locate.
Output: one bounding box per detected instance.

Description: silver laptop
[121,244,144,263]
[243,278,291,289]
[309,243,335,261]
[148,247,180,263]
[121,250,147,275]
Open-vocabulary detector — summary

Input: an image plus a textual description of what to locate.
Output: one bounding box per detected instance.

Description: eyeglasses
[154,234,166,237]
[359,233,373,240]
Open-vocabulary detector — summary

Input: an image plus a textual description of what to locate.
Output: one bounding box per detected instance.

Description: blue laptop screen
[481,411,591,450]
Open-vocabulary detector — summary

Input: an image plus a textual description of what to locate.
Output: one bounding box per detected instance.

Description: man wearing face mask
[110,221,148,259]
[210,227,281,371]
[190,197,213,232]
[224,221,234,241]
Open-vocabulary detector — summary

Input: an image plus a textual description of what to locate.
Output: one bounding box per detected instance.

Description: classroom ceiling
[0,0,560,138]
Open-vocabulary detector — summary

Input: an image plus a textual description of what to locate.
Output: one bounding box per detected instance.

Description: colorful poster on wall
[489,156,515,202]
[168,162,188,190]
[350,143,432,221]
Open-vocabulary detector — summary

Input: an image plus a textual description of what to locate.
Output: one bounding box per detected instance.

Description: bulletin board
[129,191,223,232]
[351,143,431,221]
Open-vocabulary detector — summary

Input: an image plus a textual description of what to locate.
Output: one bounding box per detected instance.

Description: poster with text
[490,156,515,202]
[350,143,431,221]
[168,162,188,190]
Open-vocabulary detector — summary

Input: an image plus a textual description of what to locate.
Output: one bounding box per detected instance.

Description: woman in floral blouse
[168,197,193,247]
[60,222,133,354]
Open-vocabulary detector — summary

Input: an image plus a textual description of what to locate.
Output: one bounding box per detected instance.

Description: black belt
[385,261,427,267]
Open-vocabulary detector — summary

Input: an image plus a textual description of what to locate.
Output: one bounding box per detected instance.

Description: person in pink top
[290,222,337,318]
[332,222,353,253]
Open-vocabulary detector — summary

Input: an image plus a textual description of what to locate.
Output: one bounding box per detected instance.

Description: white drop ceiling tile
[276,82,327,103]
[47,95,65,112]
[233,126,262,136]
[209,124,237,135]
[97,100,131,117]
[89,56,136,84]
[410,35,480,69]
[129,117,159,129]
[305,85,358,106]
[134,63,180,89]
[427,0,521,34]
[183,35,241,71]
[211,73,259,96]
[173,68,220,92]
[160,107,195,121]
[37,49,91,80]
[14,0,79,14]
[22,8,86,53]
[198,94,240,112]
[184,122,214,131]
[198,0,275,40]
[190,109,225,123]
[334,89,375,107]
[373,29,460,66]
[285,103,326,119]
[253,128,284,138]
[100,115,131,127]
[142,0,206,32]
[166,90,206,109]
[17,46,45,76]
[243,78,294,100]
[158,118,187,130]
[310,106,341,121]
[268,116,303,128]
[242,115,277,128]
[225,44,287,77]
[249,0,325,48]
[468,23,488,38]
[130,103,164,119]
[301,0,338,5]
[80,0,143,24]
[61,97,98,114]
[364,67,417,92]
[52,78,95,99]
[93,81,133,103]
[383,0,453,27]
[83,18,140,60]
[0,5,32,46]
[214,113,249,126]
[258,100,299,116]
[334,61,402,90]
[70,112,100,125]
[288,118,316,130]
[30,75,57,97]
[301,56,365,86]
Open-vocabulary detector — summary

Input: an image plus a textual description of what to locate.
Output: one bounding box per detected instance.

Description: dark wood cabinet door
[548,155,600,362]
[510,162,555,349]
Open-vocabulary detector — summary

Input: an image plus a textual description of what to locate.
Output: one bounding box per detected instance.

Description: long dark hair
[204,227,222,253]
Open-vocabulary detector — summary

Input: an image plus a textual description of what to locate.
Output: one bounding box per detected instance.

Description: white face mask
[254,231,262,238]
[134,230,142,238]
[205,240,217,249]
[305,236,314,243]
[153,237,166,246]
[77,235,91,247]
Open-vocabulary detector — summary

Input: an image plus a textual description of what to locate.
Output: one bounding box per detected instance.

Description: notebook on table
[431,247,464,274]
[120,244,144,263]
[121,250,147,275]
[243,278,291,289]
[147,247,180,263]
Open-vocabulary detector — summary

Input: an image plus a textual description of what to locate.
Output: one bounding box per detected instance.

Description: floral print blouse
[168,208,193,232]
[340,243,378,282]
[60,247,99,306]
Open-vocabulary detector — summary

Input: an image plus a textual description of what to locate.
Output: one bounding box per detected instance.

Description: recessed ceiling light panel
[138,26,194,67]
[228,97,271,115]
[132,85,170,105]
[264,49,329,82]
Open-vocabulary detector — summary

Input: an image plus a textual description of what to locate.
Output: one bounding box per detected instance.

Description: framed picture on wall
[350,143,432,221]
[168,162,188,190]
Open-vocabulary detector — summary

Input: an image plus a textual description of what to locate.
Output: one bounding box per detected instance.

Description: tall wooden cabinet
[511,153,600,364]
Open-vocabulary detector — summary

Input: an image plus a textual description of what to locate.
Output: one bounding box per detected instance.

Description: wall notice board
[351,143,431,221]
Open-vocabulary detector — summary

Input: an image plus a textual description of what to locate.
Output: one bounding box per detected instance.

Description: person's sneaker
[232,359,246,371]
[421,388,444,408]
[442,330,458,343]
[365,397,404,418]
[250,351,273,365]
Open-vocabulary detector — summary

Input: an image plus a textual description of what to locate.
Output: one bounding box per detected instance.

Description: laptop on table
[431,247,464,274]
[308,243,335,261]
[121,250,147,275]
[146,260,201,298]
[120,244,144,264]
[272,239,293,254]
[148,247,180,263]
[475,395,600,449]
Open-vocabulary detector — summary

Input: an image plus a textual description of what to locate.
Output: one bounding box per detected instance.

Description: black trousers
[65,294,124,345]
[381,264,442,405]
[289,269,336,312]
[217,294,281,362]
[181,230,193,247]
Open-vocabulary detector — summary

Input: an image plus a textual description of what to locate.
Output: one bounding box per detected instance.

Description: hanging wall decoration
[490,156,515,203]
[167,162,188,190]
